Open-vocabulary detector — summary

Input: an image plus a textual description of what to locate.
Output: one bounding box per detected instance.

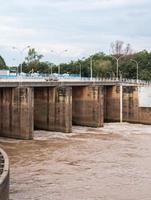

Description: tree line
[0,41,151,81]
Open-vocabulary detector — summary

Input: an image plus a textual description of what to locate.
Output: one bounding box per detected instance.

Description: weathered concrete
[72,86,104,127]
[0,80,150,140]
[0,79,139,88]
[104,86,120,122]
[0,87,34,139]
[0,148,9,200]
[123,86,151,124]
[34,87,72,133]
[104,85,151,124]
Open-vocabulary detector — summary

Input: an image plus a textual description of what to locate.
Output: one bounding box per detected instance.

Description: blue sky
[0,0,151,65]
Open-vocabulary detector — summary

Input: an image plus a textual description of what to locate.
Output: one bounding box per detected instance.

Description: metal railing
[0,74,151,85]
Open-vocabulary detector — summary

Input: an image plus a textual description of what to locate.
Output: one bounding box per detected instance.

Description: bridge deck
[0,78,148,87]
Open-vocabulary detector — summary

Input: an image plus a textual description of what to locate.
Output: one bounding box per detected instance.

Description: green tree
[20,44,151,81]
[0,55,7,69]
[22,48,44,73]
[25,48,43,63]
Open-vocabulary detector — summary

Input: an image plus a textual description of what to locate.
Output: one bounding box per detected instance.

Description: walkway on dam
[0,123,151,200]
[0,77,150,87]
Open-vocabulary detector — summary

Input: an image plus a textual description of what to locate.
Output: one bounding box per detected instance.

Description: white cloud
[1,0,146,12]
[35,0,146,11]
[64,0,144,11]
[0,0,151,65]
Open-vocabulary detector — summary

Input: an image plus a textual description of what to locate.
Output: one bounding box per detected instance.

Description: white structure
[139,86,151,107]
[0,70,10,76]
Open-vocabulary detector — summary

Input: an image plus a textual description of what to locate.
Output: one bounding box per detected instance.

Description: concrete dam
[0,79,150,140]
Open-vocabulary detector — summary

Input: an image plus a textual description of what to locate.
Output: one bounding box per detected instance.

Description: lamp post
[12,45,30,76]
[78,57,85,79]
[50,63,53,75]
[90,56,94,81]
[130,59,139,83]
[50,49,68,75]
[79,62,82,79]
[111,54,124,80]
[58,64,61,75]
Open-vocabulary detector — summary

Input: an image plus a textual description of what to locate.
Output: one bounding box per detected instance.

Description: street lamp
[78,57,85,79]
[11,58,18,76]
[90,55,94,80]
[130,59,139,83]
[79,62,82,79]
[50,49,68,74]
[50,63,53,75]
[111,54,124,80]
[12,45,30,75]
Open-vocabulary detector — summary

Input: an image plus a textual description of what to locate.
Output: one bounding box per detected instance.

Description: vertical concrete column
[34,86,72,133]
[120,85,123,123]
[104,85,151,124]
[105,85,142,123]
[34,87,56,131]
[0,87,34,139]
[55,87,72,133]
[123,86,151,124]
[123,86,139,123]
[72,86,104,127]
[104,85,120,122]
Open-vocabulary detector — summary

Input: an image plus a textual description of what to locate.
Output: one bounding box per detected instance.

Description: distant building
[0,70,10,76]
[0,69,17,78]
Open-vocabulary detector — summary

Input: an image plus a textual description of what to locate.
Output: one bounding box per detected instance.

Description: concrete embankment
[0,148,9,200]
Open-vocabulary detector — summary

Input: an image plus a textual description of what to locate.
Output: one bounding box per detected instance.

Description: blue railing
[0,73,150,85]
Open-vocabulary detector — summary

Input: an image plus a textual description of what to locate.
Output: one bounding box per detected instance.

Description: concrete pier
[104,85,151,124]
[0,79,150,139]
[104,86,120,122]
[0,87,33,139]
[34,87,72,133]
[72,86,104,127]
[123,86,151,124]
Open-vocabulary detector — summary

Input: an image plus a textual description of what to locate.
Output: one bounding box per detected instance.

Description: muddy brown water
[0,123,151,200]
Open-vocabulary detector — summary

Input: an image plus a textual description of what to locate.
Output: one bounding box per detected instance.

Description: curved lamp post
[50,49,68,74]
[78,57,85,79]
[110,54,125,80]
[130,59,139,83]
[12,45,30,75]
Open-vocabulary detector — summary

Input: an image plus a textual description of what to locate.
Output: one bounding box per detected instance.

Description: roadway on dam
[0,123,151,200]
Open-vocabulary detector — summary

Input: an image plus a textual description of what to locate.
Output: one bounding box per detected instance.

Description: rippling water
[0,123,151,200]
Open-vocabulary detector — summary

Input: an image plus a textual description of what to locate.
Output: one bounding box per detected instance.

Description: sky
[0,0,151,65]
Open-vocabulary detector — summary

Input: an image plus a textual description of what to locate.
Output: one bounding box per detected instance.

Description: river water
[0,123,151,200]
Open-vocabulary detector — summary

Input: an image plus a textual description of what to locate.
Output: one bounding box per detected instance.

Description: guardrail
[0,148,9,200]
[0,75,151,85]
